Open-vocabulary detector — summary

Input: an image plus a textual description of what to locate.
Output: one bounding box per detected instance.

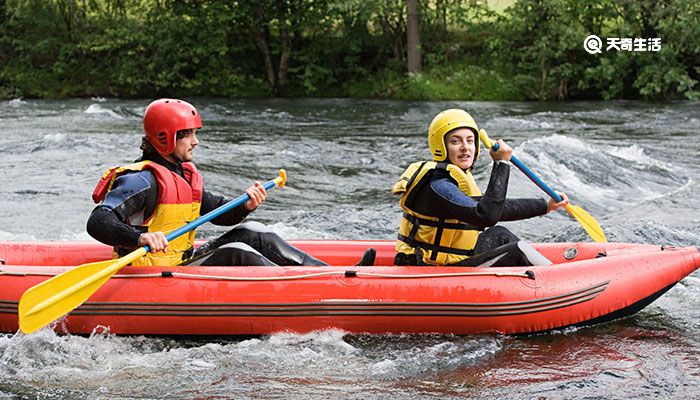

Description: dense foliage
[1,0,698,100]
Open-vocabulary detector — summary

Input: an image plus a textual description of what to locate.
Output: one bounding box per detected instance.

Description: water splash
[510,134,691,216]
[7,98,27,107]
[0,329,504,399]
[84,104,123,119]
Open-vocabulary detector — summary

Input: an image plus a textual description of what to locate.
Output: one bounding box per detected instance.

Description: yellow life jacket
[392,161,482,265]
[92,161,203,266]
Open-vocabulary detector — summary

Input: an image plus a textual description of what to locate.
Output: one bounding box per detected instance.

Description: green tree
[490,0,604,100]
[406,0,422,74]
[1,0,697,100]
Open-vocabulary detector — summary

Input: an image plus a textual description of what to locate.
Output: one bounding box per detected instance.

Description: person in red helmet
[87,99,375,267]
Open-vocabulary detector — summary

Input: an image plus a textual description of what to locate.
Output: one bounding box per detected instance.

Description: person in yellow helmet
[392,109,569,267]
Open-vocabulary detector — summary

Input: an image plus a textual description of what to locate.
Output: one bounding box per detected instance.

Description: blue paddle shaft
[143,178,278,252]
[491,142,563,202]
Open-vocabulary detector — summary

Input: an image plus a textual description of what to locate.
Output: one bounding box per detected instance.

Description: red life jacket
[93,161,203,266]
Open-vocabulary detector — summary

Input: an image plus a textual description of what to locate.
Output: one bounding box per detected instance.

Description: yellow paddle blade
[18,247,147,334]
[566,204,607,243]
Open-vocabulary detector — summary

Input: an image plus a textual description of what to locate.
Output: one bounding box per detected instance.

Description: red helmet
[143,98,202,155]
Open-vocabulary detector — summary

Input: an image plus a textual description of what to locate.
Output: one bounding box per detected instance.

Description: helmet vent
[191,110,196,116]
[157,132,167,145]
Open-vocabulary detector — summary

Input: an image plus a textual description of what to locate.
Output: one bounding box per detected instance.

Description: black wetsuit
[395,161,549,267]
[86,151,327,266]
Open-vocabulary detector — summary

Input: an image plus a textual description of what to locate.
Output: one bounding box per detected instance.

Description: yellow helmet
[427,109,480,162]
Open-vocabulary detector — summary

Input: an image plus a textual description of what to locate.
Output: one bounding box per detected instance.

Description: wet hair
[140,136,157,153]
[176,129,195,140]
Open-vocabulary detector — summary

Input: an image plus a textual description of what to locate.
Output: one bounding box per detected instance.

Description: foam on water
[41,133,66,143]
[84,104,123,119]
[58,230,94,241]
[487,116,560,131]
[512,134,692,214]
[7,98,27,107]
[522,133,590,151]
[267,221,335,240]
[0,230,38,241]
[0,329,505,399]
[513,135,617,204]
[607,144,647,161]
[604,143,678,175]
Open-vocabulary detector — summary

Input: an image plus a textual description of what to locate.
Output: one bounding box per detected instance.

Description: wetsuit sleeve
[412,161,510,228]
[86,171,157,247]
[200,189,250,226]
[499,198,548,221]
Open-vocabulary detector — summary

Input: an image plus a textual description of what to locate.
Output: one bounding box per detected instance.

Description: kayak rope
[357,271,532,279]
[0,268,532,280]
[164,270,533,281]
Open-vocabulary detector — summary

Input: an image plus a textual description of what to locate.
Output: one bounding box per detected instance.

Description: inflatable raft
[1,240,698,336]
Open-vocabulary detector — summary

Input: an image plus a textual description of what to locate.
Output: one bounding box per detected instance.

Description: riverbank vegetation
[0,0,698,100]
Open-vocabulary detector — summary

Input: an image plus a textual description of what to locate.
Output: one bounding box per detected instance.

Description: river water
[1,98,699,399]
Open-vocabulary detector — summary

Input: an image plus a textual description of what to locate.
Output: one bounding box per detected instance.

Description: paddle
[478,130,607,243]
[18,169,287,334]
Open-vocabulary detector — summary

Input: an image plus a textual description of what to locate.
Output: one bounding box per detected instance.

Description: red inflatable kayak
[1,240,698,335]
